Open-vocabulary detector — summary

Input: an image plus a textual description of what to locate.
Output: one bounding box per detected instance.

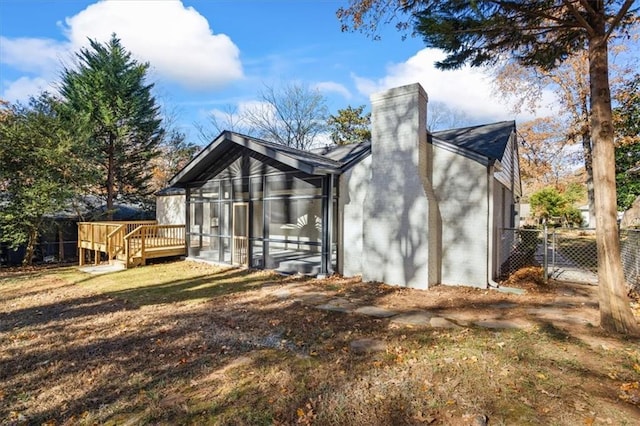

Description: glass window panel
[221,237,231,263]
[252,201,264,238]
[220,203,231,237]
[265,174,322,197]
[251,240,264,268]
[266,174,289,197]
[221,180,231,200]
[233,178,249,200]
[210,203,220,236]
[292,175,322,195]
[265,241,321,274]
[250,177,264,199]
[267,199,322,244]
[202,202,211,234]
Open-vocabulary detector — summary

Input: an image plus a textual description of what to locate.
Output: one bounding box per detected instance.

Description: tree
[150,130,200,192]
[338,0,639,334]
[60,34,164,218]
[427,101,471,131]
[327,105,371,145]
[242,82,329,150]
[517,117,578,196]
[493,53,597,221]
[0,94,88,264]
[530,186,584,227]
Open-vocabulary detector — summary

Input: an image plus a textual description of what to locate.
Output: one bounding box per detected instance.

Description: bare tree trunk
[107,134,115,221]
[22,227,38,266]
[581,131,596,226]
[589,27,639,334]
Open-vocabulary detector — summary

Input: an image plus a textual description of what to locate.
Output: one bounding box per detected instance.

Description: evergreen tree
[327,105,371,145]
[60,34,164,218]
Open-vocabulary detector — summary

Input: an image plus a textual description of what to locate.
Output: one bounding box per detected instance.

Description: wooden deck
[78,221,186,268]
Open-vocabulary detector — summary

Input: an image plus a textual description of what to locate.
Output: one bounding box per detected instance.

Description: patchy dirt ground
[1,262,639,425]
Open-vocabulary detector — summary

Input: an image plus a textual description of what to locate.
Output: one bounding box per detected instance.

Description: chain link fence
[499,227,640,292]
[621,229,640,292]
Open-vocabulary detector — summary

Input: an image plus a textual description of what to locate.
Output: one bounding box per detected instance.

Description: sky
[0,0,551,143]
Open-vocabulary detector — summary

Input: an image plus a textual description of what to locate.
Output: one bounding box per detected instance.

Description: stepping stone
[430,317,461,329]
[294,293,330,305]
[350,338,386,354]
[390,312,432,326]
[494,286,526,295]
[354,306,398,318]
[316,298,356,313]
[474,320,523,329]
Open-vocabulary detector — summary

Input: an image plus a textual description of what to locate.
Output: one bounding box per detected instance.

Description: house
[160,83,521,289]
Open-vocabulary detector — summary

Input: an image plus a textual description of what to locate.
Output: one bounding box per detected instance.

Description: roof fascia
[429,136,492,167]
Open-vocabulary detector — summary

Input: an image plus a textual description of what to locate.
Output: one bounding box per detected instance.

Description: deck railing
[78,221,157,265]
[123,224,186,267]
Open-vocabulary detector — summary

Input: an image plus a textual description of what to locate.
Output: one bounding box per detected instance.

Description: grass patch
[1,261,639,425]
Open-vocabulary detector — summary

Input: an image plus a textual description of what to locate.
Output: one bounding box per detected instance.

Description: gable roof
[168,121,515,188]
[431,120,516,166]
[169,131,370,187]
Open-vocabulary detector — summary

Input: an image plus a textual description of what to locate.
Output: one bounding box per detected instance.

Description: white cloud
[2,77,53,103]
[352,48,552,123]
[62,0,243,89]
[313,81,352,99]
[0,37,71,75]
[1,0,243,99]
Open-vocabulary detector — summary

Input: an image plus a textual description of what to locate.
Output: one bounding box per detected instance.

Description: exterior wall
[431,145,489,287]
[156,194,186,225]
[494,133,522,198]
[362,83,438,289]
[339,155,371,276]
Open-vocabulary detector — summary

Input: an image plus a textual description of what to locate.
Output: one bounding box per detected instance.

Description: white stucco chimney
[362,83,440,289]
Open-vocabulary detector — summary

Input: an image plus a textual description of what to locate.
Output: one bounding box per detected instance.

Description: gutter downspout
[487,162,500,289]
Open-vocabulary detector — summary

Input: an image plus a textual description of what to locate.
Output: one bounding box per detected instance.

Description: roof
[168,121,514,188]
[431,120,516,165]
[170,131,370,187]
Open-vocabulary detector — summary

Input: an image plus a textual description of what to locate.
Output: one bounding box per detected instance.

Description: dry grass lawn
[1,261,639,425]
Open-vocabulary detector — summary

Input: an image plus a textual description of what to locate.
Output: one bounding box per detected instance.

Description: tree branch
[605,0,636,41]
[562,0,596,37]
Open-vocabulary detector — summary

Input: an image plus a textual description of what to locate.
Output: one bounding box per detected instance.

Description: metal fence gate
[499,227,640,292]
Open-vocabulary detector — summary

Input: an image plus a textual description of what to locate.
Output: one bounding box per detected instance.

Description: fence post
[543,224,548,283]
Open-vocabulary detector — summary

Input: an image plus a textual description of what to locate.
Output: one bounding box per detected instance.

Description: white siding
[339,156,371,276]
[431,145,489,287]
[156,194,186,225]
[494,133,522,198]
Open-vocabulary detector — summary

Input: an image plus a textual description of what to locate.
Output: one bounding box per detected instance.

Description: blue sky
[1,0,544,143]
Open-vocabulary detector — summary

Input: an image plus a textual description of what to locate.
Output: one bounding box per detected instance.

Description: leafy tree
[150,130,200,192]
[60,34,164,219]
[242,82,329,150]
[494,53,597,220]
[517,117,577,196]
[327,105,371,145]
[614,72,640,211]
[616,140,640,210]
[0,94,88,264]
[338,0,639,334]
[530,186,583,227]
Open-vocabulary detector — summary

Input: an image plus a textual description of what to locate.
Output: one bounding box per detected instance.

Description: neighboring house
[159,83,521,289]
[579,204,591,228]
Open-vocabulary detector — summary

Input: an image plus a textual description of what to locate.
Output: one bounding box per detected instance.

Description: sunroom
[168,131,368,276]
